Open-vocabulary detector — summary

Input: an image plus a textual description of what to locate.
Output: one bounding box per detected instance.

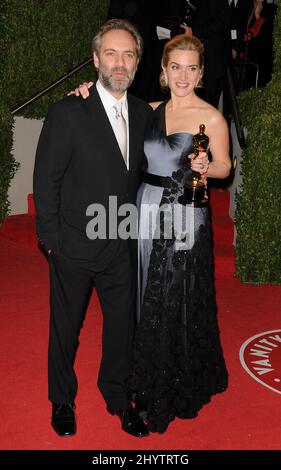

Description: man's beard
[99,66,136,93]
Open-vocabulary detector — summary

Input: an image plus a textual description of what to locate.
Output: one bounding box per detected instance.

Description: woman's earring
[196,75,203,88]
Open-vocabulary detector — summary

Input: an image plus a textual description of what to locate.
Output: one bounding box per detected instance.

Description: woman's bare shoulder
[207,107,227,128]
[149,101,163,110]
[196,98,226,125]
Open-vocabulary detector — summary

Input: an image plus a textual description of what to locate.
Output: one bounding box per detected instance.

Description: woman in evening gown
[130,34,231,433]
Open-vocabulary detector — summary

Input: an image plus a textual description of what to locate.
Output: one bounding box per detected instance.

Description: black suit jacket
[33,85,153,268]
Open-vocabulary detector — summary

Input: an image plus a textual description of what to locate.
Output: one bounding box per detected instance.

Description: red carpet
[0,190,280,450]
[0,191,236,279]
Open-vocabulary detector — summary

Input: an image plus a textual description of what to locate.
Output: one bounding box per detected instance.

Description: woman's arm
[204,111,231,179]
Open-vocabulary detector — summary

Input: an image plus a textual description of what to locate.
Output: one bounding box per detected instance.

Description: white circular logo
[240,329,281,394]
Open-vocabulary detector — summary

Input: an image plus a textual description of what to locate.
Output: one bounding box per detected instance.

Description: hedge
[0,0,109,222]
[236,4,281,283]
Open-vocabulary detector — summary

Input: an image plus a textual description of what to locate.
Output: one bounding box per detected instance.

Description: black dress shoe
[51,403,76,437]
[107,406,149,437]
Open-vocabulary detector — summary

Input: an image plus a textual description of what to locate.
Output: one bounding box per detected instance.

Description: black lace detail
[129,172,228,434]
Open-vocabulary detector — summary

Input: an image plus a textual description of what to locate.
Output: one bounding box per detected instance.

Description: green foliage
[236,5,281,284]
[0,116,20,221]
[0,0,18,221]
[0,0,109,222]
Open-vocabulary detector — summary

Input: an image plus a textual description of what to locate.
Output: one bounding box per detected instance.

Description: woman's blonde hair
[160,34,204,88]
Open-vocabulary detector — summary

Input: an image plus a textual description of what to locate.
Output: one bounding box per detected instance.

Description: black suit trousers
[48,240,135,410]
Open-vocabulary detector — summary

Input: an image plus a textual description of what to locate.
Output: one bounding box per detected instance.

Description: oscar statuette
[179,124,209,206]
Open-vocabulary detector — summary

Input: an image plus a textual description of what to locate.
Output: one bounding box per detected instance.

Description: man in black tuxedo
[33,19,152,438]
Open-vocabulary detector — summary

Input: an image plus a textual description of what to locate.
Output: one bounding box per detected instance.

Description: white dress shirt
[96,80,129,169]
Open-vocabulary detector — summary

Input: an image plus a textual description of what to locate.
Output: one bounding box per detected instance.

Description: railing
[226,66,246,149]
[226,61,259,149]
[233,61,259,92]
[11,56,92,115]
[11,52,253,153]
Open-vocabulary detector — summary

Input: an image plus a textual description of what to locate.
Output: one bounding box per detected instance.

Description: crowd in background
[107,0,278,106]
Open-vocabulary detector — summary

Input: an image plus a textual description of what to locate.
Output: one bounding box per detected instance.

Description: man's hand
[67,81,94,98]
[180,24,192,36]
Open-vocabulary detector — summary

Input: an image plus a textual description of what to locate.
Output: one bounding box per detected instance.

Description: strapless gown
[129,102,228,433]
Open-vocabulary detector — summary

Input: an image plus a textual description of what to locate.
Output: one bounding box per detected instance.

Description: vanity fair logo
[239,329,281,394]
